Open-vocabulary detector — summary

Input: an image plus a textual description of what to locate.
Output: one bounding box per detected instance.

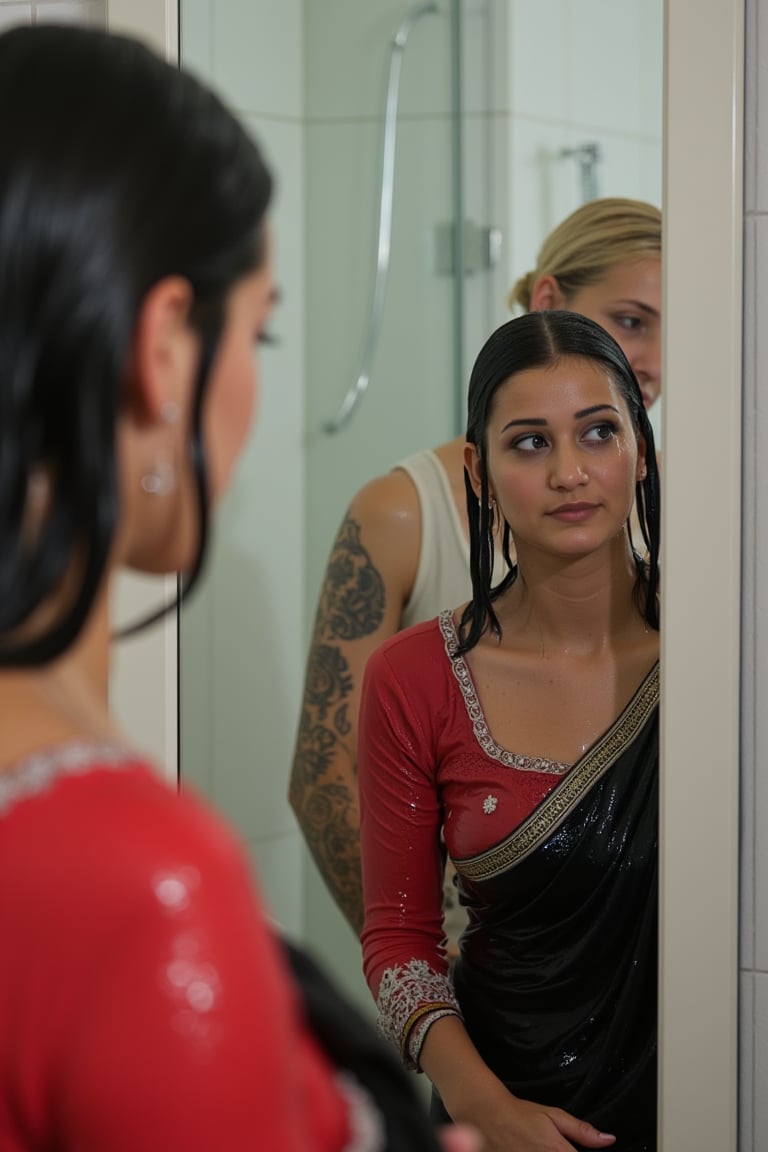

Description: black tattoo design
[302,783,364,936]
[290,514,386,932]
[320,516,385,641]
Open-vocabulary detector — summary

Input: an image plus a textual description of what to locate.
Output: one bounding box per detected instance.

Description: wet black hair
[0,25,273,665]
[457,309,660,654]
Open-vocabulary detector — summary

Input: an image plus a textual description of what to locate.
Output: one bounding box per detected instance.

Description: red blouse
[359,612,569,1063]
[0,745,356,1152]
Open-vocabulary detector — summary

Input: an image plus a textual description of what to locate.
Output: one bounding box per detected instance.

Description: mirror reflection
[179,0,663,1046]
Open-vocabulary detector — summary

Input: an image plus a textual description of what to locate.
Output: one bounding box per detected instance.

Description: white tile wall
[0,0,105,27]
[0,0,106,26]
[33,1,104,24]
[210,0,302,120]
[304,0,449,122]
[246,832,305,941]
[0,5,31,29]
[178,0,308,937]
[567,0,661,136]
[506,0,569,120]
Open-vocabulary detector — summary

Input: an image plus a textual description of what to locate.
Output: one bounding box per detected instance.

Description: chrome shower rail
[323,2,439,435]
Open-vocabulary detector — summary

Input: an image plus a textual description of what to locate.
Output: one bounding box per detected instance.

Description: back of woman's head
[508,197,662,313]
[460,310,660,652]
[0,25,273,665]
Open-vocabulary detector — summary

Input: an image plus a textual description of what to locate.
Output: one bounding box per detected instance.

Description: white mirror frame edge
[661,1,742,1148]
[105,0,745,1146]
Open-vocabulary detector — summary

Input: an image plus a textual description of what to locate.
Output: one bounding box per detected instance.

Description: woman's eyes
[512,433,549,452]
[511,424,617,452]
[612,313,642,333]
[582,422,617,443]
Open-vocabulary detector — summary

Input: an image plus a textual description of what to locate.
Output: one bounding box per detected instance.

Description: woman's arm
[288,470,422,935]
[420,1018,616,1152]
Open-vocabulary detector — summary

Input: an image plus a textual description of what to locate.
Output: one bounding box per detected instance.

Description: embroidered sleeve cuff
[375,958,461,1070]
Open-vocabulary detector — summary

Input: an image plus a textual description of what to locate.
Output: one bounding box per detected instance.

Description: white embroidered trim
[335,1072,386,1152]
[376,959,461,1070]
[439,610,571,776]
[0,742,137,817]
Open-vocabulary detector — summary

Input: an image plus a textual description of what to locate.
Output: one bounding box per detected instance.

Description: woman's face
[203,233,277,503]
[560,257,661,410]
[468,355,645,563]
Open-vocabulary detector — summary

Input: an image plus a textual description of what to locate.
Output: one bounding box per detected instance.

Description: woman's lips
[547,503,600,522]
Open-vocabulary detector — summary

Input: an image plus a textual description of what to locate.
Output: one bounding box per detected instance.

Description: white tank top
[393,450,472,629]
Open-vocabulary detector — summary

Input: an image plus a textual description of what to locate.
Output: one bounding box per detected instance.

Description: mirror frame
[107,1,745,1145]
[660,0,742,1147]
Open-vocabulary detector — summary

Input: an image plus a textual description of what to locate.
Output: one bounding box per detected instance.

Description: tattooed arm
[289,471,422,936]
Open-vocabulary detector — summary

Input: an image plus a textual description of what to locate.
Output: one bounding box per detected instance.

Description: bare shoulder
[334,468,422,608]
[349,467,422,533]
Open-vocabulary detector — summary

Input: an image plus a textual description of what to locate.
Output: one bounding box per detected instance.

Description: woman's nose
[549,446,588,488]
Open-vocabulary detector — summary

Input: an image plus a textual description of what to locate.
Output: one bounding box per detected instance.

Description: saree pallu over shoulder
[452,663,660,1152]
[454,661,659,881]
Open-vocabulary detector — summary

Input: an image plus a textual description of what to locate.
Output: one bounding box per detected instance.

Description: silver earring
[141,459,176,496]
[141,402,179,496]
[160,400,180,424]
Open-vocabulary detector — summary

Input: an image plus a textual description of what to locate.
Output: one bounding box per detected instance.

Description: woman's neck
[497,536,646,656]
[0,589,116,769]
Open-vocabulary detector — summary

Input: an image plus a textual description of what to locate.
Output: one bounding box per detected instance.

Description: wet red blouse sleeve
[358,634,461,1065]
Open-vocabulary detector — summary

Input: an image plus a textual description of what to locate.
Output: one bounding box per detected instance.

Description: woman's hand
[422,1017,615,1152]
[465,1094,615,1152]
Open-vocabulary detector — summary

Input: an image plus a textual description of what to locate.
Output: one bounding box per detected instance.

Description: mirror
[178,0,663,1016]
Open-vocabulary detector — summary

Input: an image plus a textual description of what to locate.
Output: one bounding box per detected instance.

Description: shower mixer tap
[559,141,602,203]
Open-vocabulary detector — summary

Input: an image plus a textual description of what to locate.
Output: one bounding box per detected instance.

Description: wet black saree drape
[445,665,659,1152]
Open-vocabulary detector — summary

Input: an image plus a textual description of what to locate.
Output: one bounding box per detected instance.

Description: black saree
[441,663,659,1152]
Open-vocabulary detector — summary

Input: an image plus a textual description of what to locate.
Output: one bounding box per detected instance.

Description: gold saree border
[454,662,660,882]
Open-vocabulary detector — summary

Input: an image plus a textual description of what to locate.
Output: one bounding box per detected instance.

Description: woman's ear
[635,433,648,482]
[125,276,196,425]
[529,274,563,313]
[464,442,484,500]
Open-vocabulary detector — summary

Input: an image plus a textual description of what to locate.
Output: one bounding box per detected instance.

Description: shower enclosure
[178,0,662,1009]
